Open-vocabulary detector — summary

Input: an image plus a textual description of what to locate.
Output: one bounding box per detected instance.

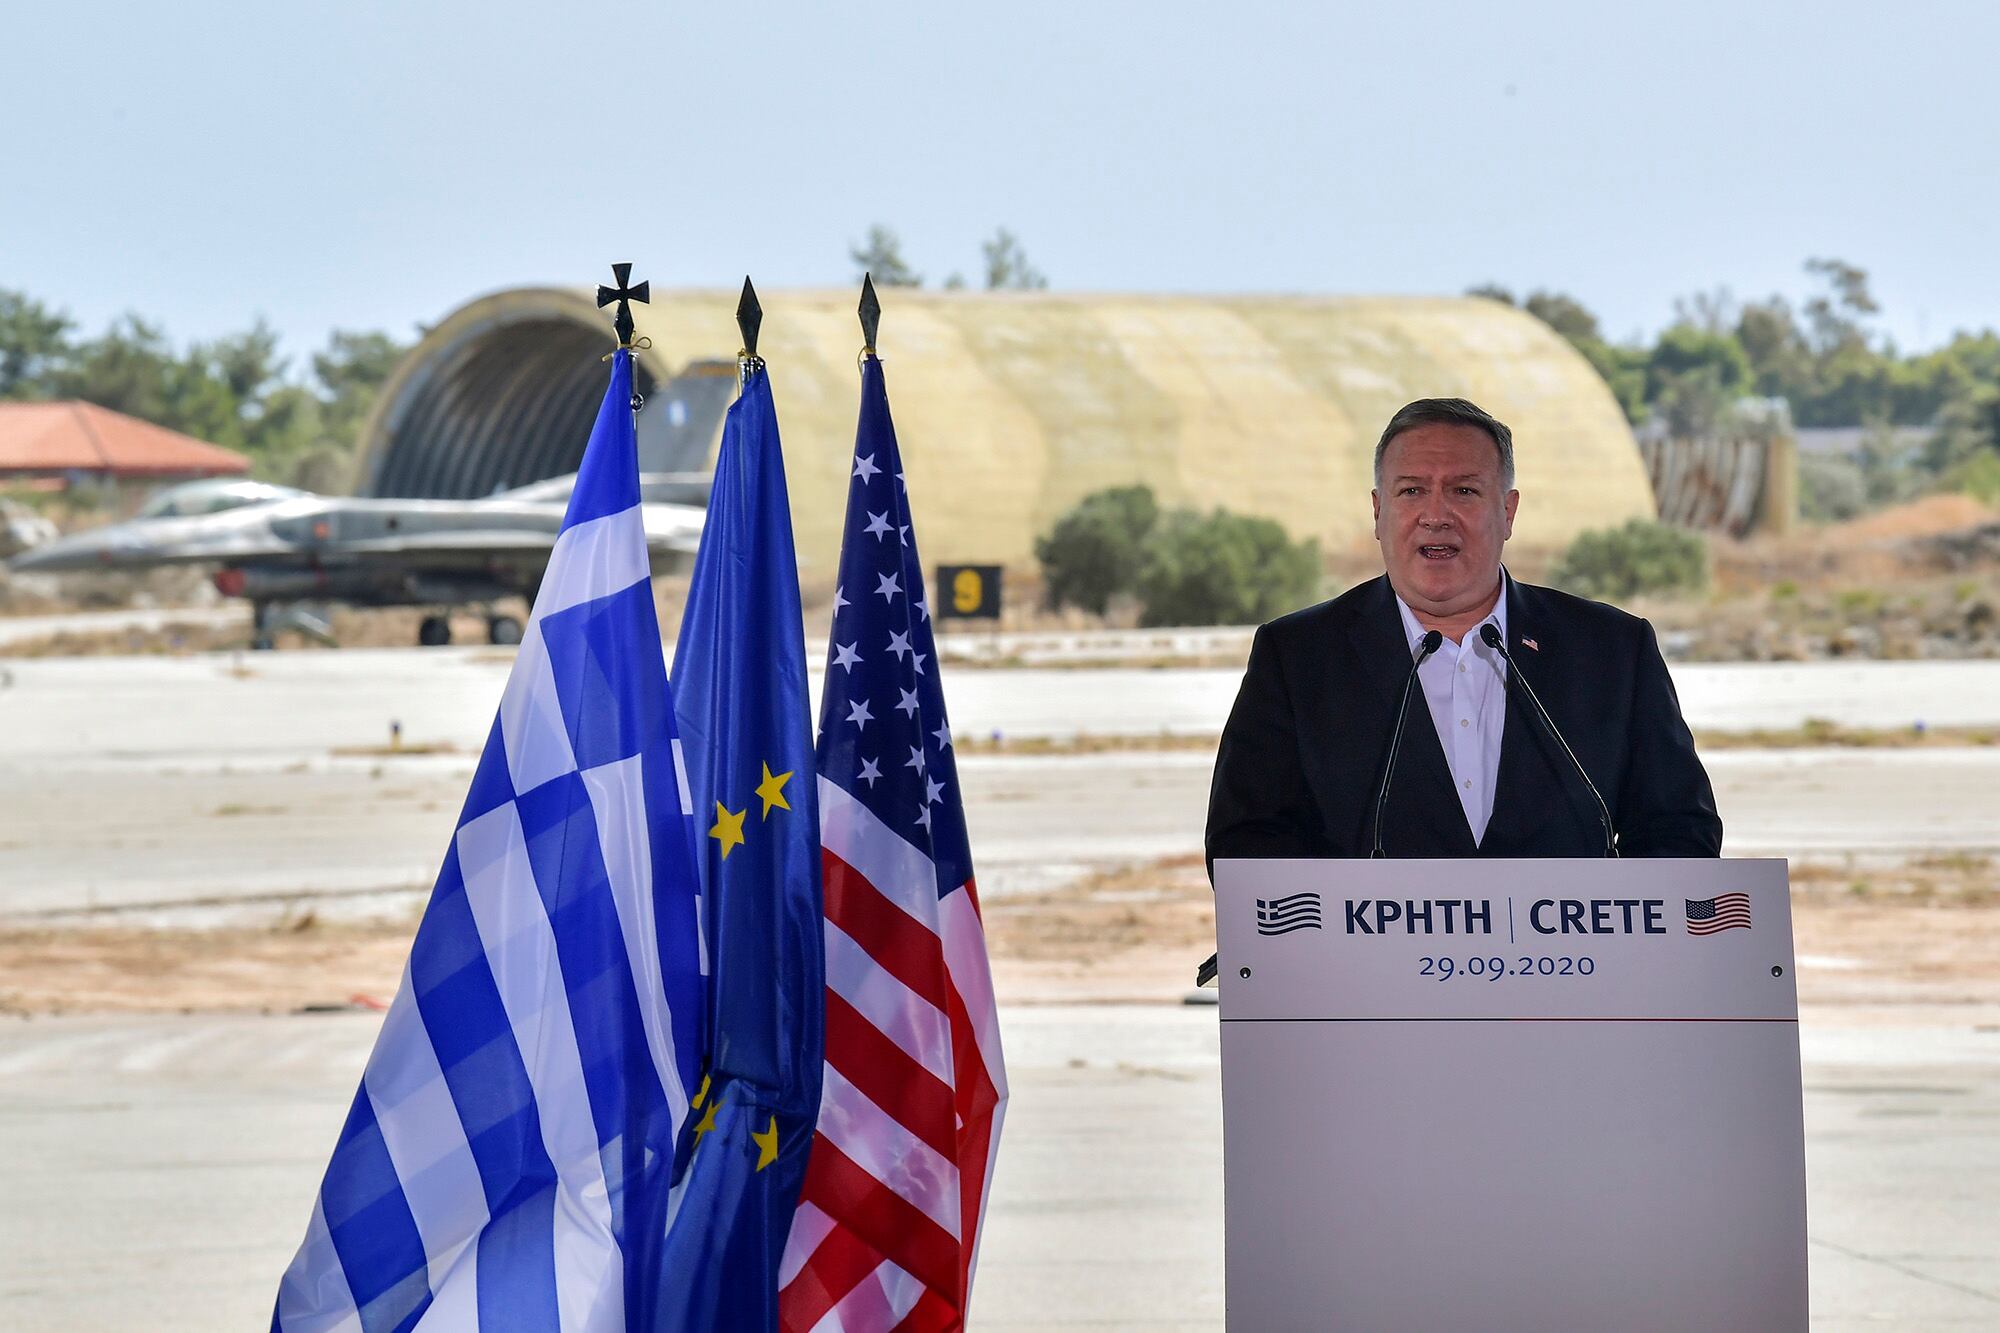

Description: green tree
[981,228,1047,290]
[1797,453,1868,522]
[1645,325,1753,438]
[0,289,73,398]
[1133,508,1320,627]
[312,329,406,442]
[1034,485,1160,614]
[1548,520,1708,603]
[850,225,921,287]
[1734,297,1813,403]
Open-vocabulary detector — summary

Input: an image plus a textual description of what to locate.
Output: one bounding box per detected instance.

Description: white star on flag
[896,687,920,717]
[912,652,927,676]
[913,598,928,622]
[915,804,932,831]
[905,744,926,772]
[845,698,874,730]
[830,641,861,670]
[925,775,945,805]
[852,453,880,482]
[857,757,882,787]
[932,722,952,749]
[875,571,901,601]
[864,510,892,540]
[832,586,849,614]
[886,629,912,659]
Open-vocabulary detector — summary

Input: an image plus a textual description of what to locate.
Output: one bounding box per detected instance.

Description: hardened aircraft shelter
[354,288,1656,575]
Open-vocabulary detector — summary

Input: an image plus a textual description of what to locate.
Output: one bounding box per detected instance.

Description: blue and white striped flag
[273,347,708,1331]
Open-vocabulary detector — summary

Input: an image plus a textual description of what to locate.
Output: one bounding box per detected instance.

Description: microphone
[1479,624,1617,857]
[1371,629,1444,858]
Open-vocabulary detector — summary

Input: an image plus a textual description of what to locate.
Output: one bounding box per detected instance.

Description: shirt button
[1463,779,1472,789]
[1459,664,1466,673]
[1460,718,1469,727]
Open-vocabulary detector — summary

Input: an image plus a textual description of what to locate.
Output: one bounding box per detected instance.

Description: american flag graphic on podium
[1685,891,1753,935]
[778,355,1009,1331]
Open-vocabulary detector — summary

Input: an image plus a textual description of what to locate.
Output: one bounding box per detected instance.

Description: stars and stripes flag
[1686,891,1753,935]
[778,354,1009,1330]
[273,347,708,1330]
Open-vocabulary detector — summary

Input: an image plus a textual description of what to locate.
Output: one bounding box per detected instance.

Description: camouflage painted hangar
[354,288,1657,577]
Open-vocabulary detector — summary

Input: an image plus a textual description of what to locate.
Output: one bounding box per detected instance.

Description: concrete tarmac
[3,649,1999,1326]
[1,1010,1995,1329]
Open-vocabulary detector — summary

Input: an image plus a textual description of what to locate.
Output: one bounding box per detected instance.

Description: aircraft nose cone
[8,531,133,573]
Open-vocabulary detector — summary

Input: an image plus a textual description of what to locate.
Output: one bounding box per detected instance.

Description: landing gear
[251,601,275,651]
[487,615,524,646]
[417,615,453,647]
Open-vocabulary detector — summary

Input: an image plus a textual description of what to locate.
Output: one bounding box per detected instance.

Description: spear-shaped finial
[736,276,763,359]
[858,273,881,357]
[596,262,649,348]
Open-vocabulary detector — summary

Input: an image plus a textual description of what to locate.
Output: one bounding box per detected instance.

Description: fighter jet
[8,474,705,648]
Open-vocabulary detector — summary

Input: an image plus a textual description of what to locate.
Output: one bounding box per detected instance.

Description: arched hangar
[354,288,1656,576]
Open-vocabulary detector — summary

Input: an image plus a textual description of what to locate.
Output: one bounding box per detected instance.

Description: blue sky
[6,0,1995,361]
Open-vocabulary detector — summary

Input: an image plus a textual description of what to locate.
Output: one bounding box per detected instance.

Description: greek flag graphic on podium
[272,347,708,1330]
[778,353,1009,1331]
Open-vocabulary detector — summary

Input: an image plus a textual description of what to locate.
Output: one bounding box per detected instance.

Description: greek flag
[273,348,708,1330]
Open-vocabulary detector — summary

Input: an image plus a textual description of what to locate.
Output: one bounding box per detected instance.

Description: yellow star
[752,1114,780,1171]
[692,1096,719,1144]
[690,1073,710,1109]
[709,801,747,859]
[755,763,793,820]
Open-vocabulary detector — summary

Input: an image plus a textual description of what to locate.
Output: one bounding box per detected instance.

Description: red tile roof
[0,401,250,478]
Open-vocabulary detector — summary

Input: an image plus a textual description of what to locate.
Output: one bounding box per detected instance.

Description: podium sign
[1215,858,1806,1331]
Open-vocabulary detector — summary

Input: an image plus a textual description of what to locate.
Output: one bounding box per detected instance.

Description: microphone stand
[1372,629,1444,858]
[1479,624,1617,858]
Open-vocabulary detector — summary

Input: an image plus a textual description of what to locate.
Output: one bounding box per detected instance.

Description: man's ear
[1502,488,1520,541]
[1371,489,1381,539]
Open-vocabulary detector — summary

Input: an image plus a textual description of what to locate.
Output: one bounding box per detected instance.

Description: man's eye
[1457,487,1479,496]
[1401,487,1421,497]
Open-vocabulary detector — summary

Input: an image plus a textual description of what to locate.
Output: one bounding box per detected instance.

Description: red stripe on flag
[824,989,959,1162]
[893,1286,962,1333]
[943,961,1002,1303]
[824,849,952,1011]
[780,1223,883,1333]
[792,1134,962,1303]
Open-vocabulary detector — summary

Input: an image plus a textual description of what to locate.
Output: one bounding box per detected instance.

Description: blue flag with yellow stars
[644,361,824,1330]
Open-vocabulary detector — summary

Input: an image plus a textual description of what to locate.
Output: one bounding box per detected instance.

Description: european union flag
[647,362,825,1328]
[273,347,708,1331]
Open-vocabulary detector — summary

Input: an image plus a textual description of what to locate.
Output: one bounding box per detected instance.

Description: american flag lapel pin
[1521,636,1539,652]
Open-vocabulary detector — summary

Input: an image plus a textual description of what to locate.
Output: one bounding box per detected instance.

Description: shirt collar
[1393,568,1510,656]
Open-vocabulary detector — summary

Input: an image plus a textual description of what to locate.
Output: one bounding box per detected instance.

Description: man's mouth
[1417,543,1460,561]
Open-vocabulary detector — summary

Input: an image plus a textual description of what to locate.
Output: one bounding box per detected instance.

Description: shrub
[1548,519,1708,603]
[1798,453,1867,523]
[1034,485,1159,614]
[1133,508,1321,627]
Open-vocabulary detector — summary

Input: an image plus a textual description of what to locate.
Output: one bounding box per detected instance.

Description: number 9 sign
[935,564,1002,620]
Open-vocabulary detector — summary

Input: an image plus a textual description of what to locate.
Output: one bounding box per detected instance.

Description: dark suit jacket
[1206,575,1722,864]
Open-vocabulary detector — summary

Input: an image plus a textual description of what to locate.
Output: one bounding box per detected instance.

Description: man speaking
[1207,398,1722,862]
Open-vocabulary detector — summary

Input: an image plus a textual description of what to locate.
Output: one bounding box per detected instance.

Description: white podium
[1214,858,1806,1332]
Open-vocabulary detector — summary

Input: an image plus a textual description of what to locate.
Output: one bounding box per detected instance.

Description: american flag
[778,355,1009,1330]
[1685,891,1753,935]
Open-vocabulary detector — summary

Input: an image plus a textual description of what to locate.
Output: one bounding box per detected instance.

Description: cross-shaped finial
[736,276,763,358]
[859,274,881,356]
[596,262,649,347]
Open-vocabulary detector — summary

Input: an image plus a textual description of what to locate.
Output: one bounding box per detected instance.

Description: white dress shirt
[1394,581,1509,845]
